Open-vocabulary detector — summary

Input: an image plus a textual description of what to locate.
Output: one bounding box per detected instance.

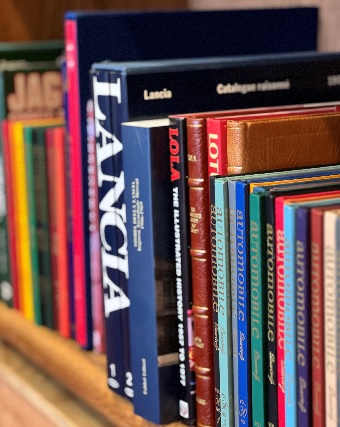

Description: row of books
[2,6,340,427]
[210,163,340,427]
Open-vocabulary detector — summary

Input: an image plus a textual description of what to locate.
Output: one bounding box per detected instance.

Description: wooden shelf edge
[0,302,183,427]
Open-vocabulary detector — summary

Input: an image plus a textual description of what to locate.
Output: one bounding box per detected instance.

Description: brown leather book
[187,116,215,427]
[227,112,340,175]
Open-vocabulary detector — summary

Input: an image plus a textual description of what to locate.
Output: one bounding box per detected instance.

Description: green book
[249,191,267,427]
[24,122,62,327]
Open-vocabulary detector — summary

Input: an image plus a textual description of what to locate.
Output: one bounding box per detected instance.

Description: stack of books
[2,6,340,427]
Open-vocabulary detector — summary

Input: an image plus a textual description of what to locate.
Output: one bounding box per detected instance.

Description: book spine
[234,181,251,427]
[1,121,18,309]
[249,192,266,427]
[168,116,196,426]
[275,197,286,427]
[186,117,215,427]
[108,69,133,399]
[227,180,239,427]
[323,210,338,427]
[45,126,70,338]
[0,125,11,306]
[310,208,326,427]
[86,98,105,352]
[336,216,340,425]
[210,177,220,427]
[11,122,34,321]
[91,69,131,397]
[283,204,297,427]
[61,56,75,339]
[207,118,227,176]
[65,19,92,348]
[23,128,42,325]
[264,195,278,427]
[295,207,312,427]
[123,123,180,424]
[214,178,234,427]
[32,128,55,329]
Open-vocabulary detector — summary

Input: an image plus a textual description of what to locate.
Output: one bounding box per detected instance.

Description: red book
[45,126,70,338]
[65,20,90,347]
[310,204,340,427]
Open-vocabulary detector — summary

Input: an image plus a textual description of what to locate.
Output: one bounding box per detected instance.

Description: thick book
[91,68,131,397]
[227,111,340,175]
[122,118,179,424]
[64,6,318,351]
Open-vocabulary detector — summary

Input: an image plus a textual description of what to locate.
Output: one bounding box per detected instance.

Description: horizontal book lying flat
[227,111,340,175]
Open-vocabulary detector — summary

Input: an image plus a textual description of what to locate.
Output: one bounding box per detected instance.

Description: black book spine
[264,194,278,427]
[169,116,196,426]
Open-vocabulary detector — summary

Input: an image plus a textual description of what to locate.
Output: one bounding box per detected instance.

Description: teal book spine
[214,178,234,427]
[249,191,267,427]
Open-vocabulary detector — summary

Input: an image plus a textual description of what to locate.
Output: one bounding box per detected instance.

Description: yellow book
[9,118,63,321]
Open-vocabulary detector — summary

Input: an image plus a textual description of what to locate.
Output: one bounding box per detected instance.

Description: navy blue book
[122,118,180,425]
[295,205,312,427]
[91,68,133,399]
[64,7,318,349]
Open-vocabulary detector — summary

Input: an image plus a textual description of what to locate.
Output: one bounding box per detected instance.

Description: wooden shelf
[0,302,184,427]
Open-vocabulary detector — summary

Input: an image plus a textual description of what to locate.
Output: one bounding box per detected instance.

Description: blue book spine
[295,207,312,427]
[169,116,196,426]
[91,68,131,398]
[227,180,239,427]
[284,204,297,427]
[123,120,180,425]
[235,180,251,427]
[214,178,234,427]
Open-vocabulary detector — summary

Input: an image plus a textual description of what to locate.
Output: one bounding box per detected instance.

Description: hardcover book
[64,6,318,355]
[323,207,340,427]
[227,111,340,175]
[91,68,130,397]
[309,204,340,427]
[122,118,179,424]
[45,126,70,338]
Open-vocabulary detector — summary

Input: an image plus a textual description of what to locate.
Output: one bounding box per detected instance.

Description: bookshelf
[0,1,339,426]
[0,302,183,427]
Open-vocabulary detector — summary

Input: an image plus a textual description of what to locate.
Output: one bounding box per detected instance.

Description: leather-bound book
[227,112,340,175]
